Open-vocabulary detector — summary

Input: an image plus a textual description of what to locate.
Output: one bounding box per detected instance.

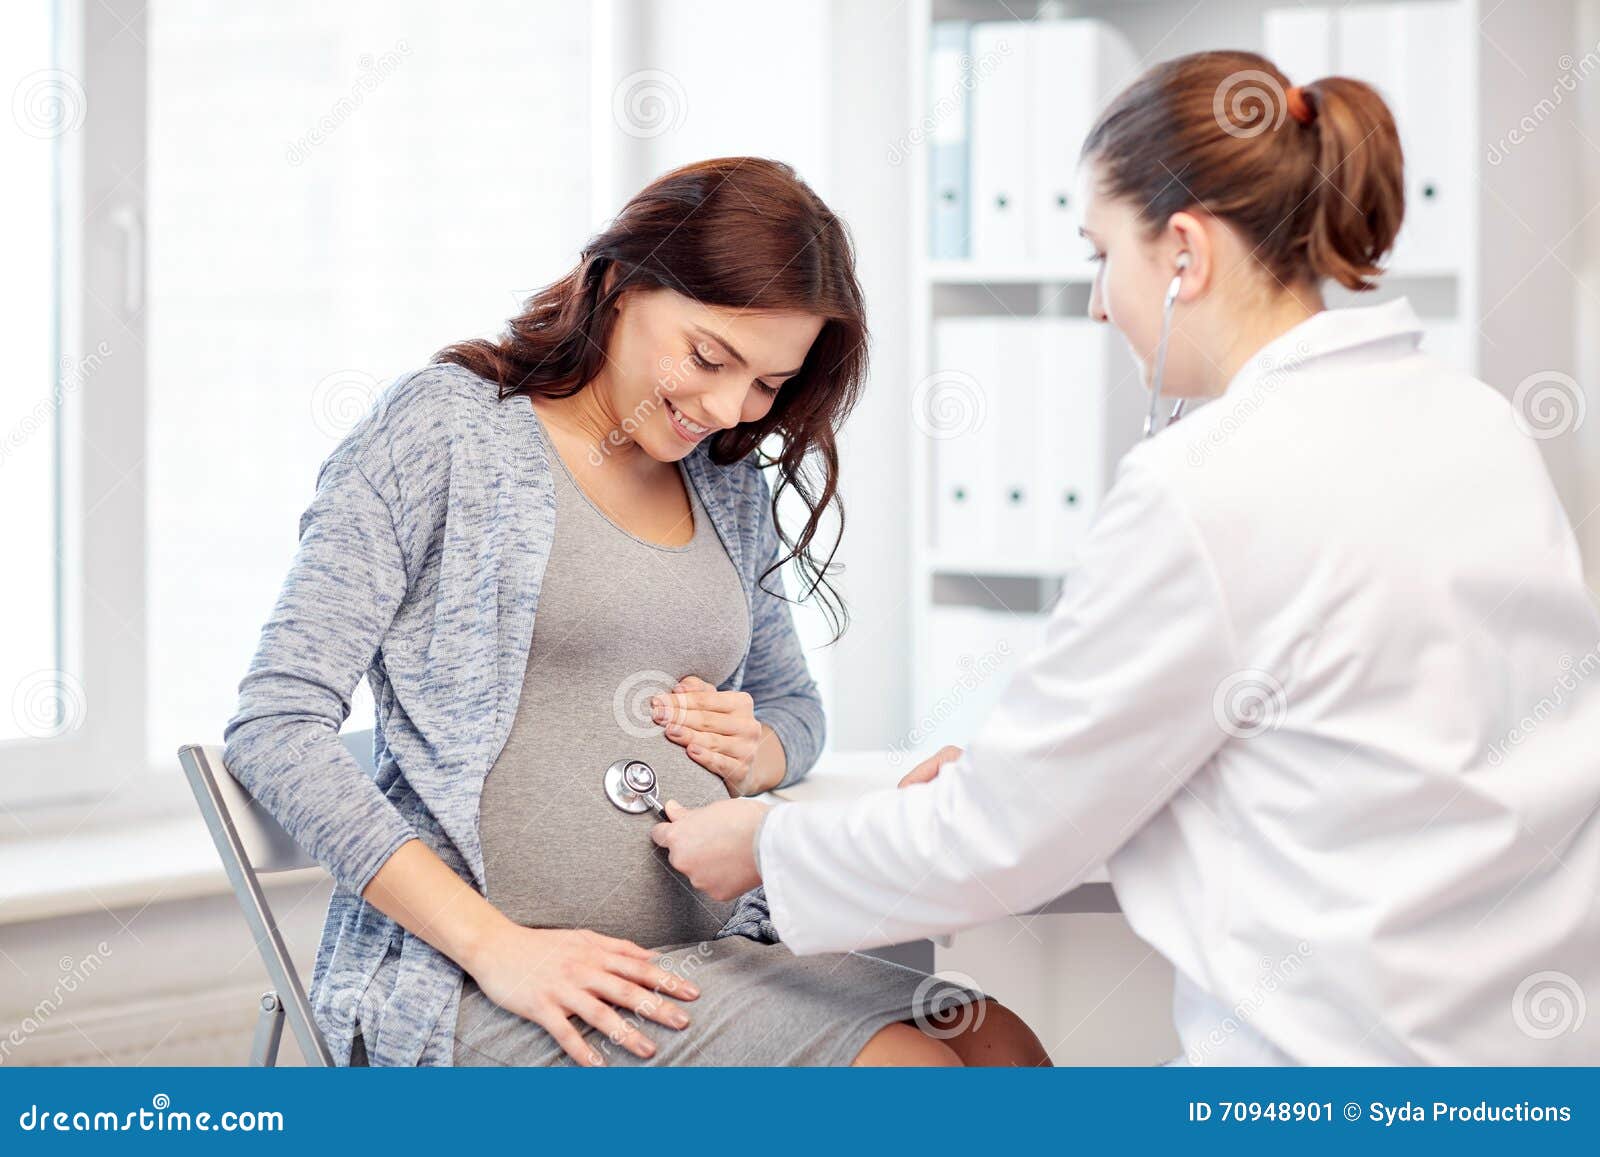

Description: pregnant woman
[225,157,1048,1068]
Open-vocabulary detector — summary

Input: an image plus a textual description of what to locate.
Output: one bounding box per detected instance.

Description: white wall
[595,0,916,749]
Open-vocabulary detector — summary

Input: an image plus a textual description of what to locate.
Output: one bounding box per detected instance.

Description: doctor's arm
[752,460,1239,955]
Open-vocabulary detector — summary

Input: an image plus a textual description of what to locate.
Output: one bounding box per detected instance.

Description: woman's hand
[653,675,783,795]
[898,744,963,789]
[652,798,770,901]
[463,923,700,1067]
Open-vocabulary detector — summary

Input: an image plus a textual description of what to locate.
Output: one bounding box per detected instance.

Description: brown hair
[1081,51,1404,291]
[435,156,867,639]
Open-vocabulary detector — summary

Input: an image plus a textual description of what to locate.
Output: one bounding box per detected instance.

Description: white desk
[763,750,1119,969]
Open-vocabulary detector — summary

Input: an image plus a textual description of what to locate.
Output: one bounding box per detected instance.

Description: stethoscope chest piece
[604,758,665,818]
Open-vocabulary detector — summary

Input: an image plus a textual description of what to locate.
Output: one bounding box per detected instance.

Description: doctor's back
[1058,51,1600,1067]
[755,49,1599,1065]
[1116,300,1600,1065]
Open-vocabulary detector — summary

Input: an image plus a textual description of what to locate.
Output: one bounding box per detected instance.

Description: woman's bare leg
[936,1000,1053,1067]
[850,1022,963,1066]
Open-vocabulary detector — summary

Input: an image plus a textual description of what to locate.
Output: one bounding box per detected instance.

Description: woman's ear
[1166,210,1211,301]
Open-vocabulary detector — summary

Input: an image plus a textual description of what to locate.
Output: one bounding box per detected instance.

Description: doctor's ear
[1163,211,1211,297]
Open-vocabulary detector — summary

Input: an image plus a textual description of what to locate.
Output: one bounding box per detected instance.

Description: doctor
[653,50,1600,1065]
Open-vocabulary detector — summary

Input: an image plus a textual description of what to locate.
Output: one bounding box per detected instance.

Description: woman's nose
[1088,278,1109,324]
[702,384,746,429]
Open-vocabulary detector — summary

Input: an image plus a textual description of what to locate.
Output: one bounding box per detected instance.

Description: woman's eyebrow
[690,325,804,377]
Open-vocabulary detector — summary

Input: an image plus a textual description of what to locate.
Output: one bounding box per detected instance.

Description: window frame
[0,0,152,815]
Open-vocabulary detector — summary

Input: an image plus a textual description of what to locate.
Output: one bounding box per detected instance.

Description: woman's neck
[531,384,667,481]
[533,386,627,458]
[1204,280,1324,395]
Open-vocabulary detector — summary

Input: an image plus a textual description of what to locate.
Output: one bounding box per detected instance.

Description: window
[0,5,66,748]
[1,1,596,805]
[144,1,593,768]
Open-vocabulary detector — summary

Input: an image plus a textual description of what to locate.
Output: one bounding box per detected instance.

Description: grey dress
[452,412,983,1066]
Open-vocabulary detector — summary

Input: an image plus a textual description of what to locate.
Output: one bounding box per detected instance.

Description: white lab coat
[760,299,1600,1064]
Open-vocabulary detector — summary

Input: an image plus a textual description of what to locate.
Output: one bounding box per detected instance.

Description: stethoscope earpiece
[1144,253,1192,439]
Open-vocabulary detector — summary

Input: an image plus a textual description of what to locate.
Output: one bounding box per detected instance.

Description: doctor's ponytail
[1081,51,1405,291]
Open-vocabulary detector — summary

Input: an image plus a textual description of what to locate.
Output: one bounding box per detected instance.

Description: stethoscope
[1144,252,1190,439]
[603,758,668,820]
[608,265,1188,819]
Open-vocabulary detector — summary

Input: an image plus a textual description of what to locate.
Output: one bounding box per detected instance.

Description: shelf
[923,258,1460,287]
[924,259,1098,285]
[921,556,1075,579]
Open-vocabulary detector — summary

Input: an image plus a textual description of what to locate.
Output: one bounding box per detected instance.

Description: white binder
[1262,7,1333,84]
[928,21,972,260]
[992,321,1042,554]
[1384,2,1467,274]
[922,605,1048,751]
[930,319,1003,559]
[1275,2,1468,275]
[969,21,1031,263]
[1036,320,1111,560]
[1027,20,1136,263]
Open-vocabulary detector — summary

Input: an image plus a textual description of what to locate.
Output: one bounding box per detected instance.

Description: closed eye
[690,345,781,395]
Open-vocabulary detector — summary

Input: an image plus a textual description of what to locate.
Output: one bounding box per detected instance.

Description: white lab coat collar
[1221,296,1424,399]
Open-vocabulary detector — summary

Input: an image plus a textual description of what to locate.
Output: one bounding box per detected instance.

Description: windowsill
[0,812,325,928]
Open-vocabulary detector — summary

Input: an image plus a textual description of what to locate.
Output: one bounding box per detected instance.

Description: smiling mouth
[665,397,711,440]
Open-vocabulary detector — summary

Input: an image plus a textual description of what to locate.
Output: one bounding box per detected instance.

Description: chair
[177,743,335,1066]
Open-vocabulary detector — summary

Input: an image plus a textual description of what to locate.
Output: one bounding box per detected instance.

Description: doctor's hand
[898,745,963,789]
[652,797,771,901]
[652,675,782,796]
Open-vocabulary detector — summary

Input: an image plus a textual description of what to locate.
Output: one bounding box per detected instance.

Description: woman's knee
[940,999,1052,1067]
[850,1021,963,1066]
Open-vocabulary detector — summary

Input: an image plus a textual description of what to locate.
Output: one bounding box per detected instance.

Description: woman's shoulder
[327,360,517,511]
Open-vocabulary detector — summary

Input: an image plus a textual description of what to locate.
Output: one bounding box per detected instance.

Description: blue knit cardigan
[223,362,822,1066]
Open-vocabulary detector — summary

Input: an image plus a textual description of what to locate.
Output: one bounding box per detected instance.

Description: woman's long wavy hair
[434,156,867,640]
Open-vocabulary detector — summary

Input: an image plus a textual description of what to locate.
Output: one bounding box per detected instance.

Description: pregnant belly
[477,707,740,949]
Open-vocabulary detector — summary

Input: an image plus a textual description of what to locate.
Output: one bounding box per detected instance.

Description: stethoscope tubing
[1145,270,1188,438]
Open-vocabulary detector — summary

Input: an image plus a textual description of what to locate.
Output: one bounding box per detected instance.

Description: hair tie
[1285,85,1315,126]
